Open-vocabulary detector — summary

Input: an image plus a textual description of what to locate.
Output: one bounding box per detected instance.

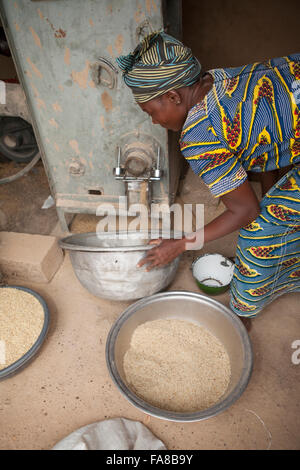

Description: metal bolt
[68,160,85,176]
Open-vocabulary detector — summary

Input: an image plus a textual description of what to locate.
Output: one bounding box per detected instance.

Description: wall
[182,0,300,71]
[1,2,299,79]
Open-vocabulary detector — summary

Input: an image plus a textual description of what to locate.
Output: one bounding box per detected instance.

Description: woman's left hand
[137,238,186,271]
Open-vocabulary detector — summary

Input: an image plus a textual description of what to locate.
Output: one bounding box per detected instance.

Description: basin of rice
[0,286,49,377]
[106,291,253,422]
[123,318,231,413]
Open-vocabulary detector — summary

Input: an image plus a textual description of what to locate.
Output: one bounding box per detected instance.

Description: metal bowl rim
[0,285,50,380]
[105,290,253,422]
[59,230,184,252]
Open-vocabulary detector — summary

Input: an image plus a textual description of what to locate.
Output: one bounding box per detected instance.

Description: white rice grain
[0,288,44,370]
[123,319,231,412]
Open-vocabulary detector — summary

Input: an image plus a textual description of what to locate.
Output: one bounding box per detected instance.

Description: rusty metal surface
[0,0,182,230]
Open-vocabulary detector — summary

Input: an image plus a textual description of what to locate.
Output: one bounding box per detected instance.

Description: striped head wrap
[116,31,201,103]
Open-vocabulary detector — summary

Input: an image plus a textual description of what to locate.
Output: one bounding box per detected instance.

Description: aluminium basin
[59,231,181,301]
[106,291,253,422]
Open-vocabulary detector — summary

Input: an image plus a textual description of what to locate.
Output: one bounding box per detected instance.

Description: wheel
[0,116,39,163]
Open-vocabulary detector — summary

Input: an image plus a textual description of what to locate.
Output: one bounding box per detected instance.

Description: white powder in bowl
[123,319,231,412]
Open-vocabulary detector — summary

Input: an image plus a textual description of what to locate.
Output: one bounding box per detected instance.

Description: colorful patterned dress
[180,54,300,316]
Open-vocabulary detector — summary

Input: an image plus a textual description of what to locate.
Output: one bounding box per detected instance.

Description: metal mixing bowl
[0,285,50,381]
[59,231,181,301]
[106,291,253,422]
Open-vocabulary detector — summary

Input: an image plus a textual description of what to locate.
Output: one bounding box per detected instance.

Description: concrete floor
[0,168,299,450]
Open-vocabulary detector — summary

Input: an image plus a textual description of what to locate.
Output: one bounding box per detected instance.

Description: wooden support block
[0,232,64,283]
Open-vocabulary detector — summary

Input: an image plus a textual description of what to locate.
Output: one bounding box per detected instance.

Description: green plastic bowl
[192,253,234,295]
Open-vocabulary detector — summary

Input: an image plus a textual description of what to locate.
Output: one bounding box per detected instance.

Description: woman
[116,32,300,318]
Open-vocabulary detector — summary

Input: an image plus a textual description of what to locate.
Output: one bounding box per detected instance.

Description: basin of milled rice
[0,285,49,380]
[106,291,253,422]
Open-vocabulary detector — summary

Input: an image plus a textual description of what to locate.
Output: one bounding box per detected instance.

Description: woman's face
[138,92,187,132]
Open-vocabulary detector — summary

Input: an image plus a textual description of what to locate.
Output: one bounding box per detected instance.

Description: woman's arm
[203,179,260,243]
[137,179,261,270]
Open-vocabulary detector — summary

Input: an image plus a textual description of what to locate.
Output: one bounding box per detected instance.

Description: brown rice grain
[0,288,44,370]
[123,319,231,412]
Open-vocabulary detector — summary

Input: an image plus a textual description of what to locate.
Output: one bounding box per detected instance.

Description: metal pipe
[156,146,160,170]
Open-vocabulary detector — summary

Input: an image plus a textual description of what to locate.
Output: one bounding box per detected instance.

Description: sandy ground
[0,167,299,450]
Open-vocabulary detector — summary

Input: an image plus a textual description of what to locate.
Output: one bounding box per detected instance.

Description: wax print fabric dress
[180,54,300,316]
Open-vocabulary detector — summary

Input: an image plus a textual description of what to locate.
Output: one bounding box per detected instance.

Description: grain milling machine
[0,0,183,231]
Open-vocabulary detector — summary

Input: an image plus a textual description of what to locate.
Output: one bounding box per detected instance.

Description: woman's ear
[165,90,181,105]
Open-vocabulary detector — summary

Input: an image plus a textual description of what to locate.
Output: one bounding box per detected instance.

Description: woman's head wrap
[116,31,201,103]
